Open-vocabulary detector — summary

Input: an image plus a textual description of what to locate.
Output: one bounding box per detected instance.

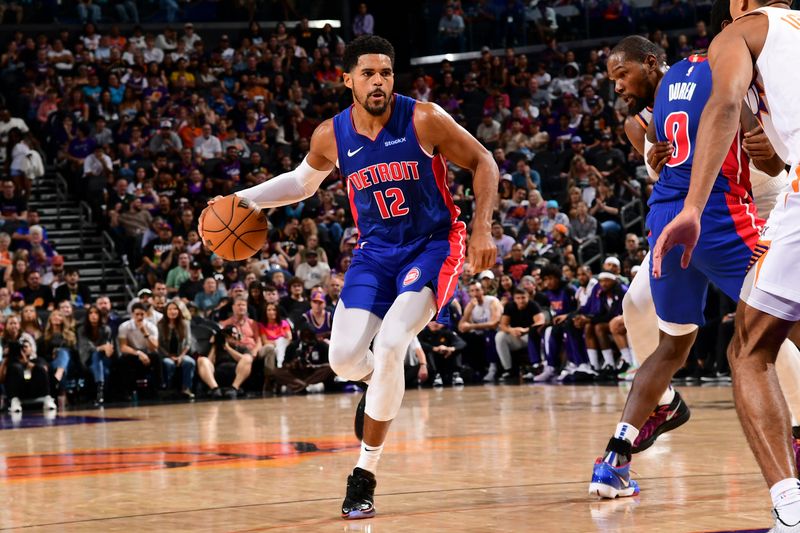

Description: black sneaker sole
[632,401,691,454]
[354,389,367,441]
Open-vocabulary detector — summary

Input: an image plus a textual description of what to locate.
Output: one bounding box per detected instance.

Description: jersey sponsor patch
[403,267,421,286]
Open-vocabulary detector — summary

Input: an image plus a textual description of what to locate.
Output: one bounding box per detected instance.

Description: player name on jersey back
[668,82,697,102]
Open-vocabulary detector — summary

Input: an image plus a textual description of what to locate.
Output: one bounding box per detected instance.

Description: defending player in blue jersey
[590,49,787,498]
[200,36,498,518]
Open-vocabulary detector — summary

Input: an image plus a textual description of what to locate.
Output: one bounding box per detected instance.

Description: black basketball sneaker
[341,467,377,519]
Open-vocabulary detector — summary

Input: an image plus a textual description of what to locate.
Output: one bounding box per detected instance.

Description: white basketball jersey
[744,6,800,165]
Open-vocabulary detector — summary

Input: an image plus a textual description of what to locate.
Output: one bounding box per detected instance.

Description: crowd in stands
[0,6,733,414]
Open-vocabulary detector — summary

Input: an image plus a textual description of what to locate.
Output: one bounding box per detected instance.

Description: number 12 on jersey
[373,188,409,219]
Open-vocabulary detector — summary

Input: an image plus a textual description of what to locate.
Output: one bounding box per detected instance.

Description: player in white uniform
[654,1,800,529]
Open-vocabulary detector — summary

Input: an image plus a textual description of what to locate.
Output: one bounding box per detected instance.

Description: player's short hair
[611,35,665,65]
[710,0,732,36]
[343,35,395,72]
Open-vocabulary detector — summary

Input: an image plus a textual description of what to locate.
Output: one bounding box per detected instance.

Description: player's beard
[626,79,656,116]
[356,88,390,116]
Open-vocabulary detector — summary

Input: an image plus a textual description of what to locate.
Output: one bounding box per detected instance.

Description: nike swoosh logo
[348,146,364,157]
[665,404,680,421]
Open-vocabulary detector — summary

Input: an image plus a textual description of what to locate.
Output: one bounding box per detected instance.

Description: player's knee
[328,341,363,379]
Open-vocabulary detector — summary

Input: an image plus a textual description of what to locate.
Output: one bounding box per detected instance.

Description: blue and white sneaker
[589,458,640,499]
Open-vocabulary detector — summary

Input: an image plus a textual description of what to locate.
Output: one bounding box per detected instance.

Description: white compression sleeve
[644,137,660,183]
[235,157,332,208]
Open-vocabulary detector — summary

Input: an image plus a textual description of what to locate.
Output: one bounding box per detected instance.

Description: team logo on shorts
[403,267,421,286]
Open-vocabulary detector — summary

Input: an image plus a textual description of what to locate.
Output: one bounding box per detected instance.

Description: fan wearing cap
[178,261,206,302]
[301,288,333,344]
[213,282,256,322]
[541,200,570,237]
[295,248,331,291]
[572,271,626,374]
[142,222,174,287]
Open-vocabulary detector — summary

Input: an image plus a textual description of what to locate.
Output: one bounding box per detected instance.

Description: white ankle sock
[355,442,384,474]
[588,349,600,369]
[620,347,632,365]
[658,386,676,407]
[603,422,639,466]
[601,349,615,367]
[771,478,800,526]
[614,422,639,445]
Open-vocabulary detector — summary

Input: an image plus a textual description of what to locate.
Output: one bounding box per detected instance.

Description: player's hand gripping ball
[198,195,267,261]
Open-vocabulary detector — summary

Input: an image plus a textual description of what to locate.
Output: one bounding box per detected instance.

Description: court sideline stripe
[0,470,767,530]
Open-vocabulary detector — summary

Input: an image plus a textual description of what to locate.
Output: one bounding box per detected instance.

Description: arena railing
[101,230,137,302]
[577,234,604,270]
[620,198,645,236]
[53,172,68,230]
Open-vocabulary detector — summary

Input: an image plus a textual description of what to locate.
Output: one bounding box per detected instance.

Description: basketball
[199,194,267,261]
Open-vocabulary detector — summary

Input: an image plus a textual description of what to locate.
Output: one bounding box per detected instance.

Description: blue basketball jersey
[333,94,460,247]
[650,55,750,206]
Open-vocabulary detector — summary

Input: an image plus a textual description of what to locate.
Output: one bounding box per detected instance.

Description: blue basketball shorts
[341,222,467,323]
[647,195,762,327]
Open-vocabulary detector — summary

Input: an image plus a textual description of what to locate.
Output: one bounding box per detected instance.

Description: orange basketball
[199,194,267,261]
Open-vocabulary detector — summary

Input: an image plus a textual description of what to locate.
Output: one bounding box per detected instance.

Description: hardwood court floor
[0,384,778,532]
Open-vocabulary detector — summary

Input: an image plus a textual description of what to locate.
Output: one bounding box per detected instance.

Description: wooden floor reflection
[0,384,776,532]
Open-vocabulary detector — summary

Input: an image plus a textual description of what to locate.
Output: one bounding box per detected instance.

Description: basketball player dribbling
[201,36,498,519]
[654,0,800,528]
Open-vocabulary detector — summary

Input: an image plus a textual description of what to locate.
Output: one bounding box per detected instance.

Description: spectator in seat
[212,282,252,322]
[352,2,375,36]
[43,254,65,288]
[491,221,516,262]
[267,325,333,394]
[504,243,534,283]
[219,296,262,397]
[0,180,27,233]
[194,277,225,316]
[179,261,205,302]
[118,302,161,396]
[301,288,332,343]
[570,201,598,244]
[495,288,545,379]
[54,267,92,308]
[572,271,626,374]
[193,124,222,161]
[79,305,114,405]
[281,277,309,322]
[535,265,583,382]
[541,200,570,236]
[142,222,174,286]
[295,249,331,291]
[419,320,466,387]
[158,300,195,399]
[41,309,76,395]
[197,325,254,399]
[326,274,343,310]
[20,270,53,310]
[4,318,55,413]
[166,252,191,296]
[96,296,123,336]
[438,5,466,53]
[458,281,503,381]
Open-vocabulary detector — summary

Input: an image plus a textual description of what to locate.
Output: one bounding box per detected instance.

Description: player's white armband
[236,157,331,208]
[644,137,659,183]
